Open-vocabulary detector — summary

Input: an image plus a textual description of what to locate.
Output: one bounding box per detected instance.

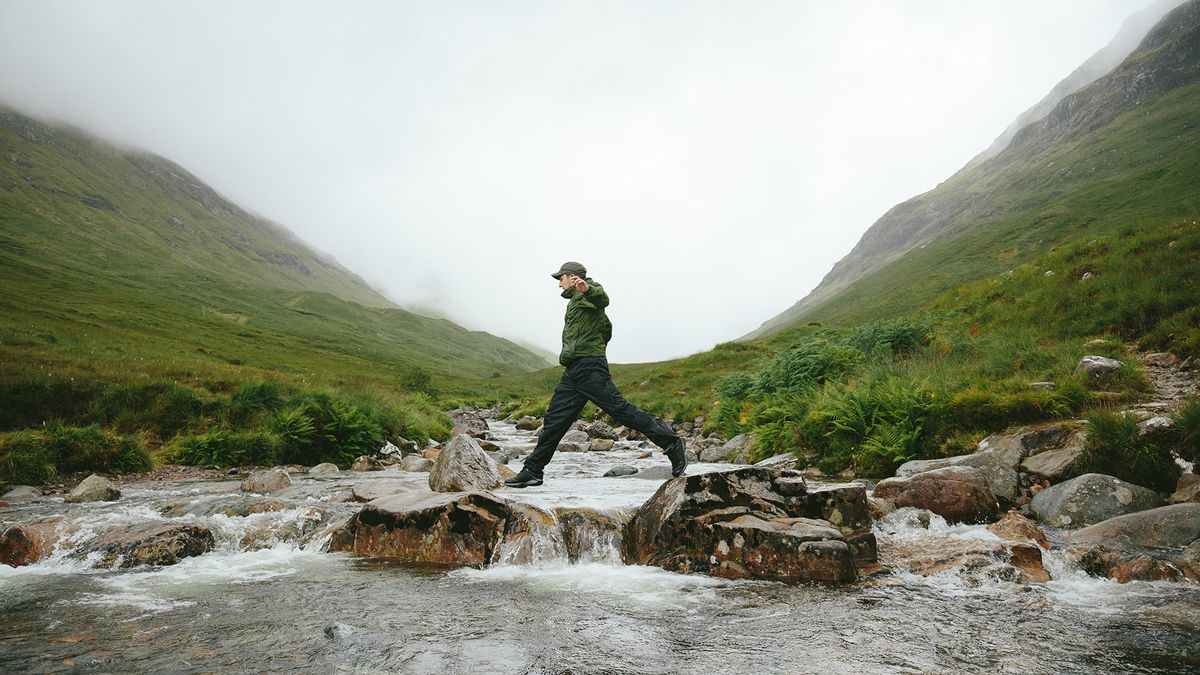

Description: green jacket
[559,277,612,366]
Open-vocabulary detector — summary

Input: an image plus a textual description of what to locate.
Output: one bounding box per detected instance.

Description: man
[504,261,688,488]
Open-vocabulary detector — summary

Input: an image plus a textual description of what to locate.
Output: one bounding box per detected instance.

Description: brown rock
[1065,503,1200,550]
[0,519,64,567]
[1008,543,1051,583]
[64,475,121,503]
[873,466,999,524]
[1109,555,1183,583]
[423,447,442,460]
[987,510,1050,548]
[498,464,517,480]
[87,523,215,568]
[624,467,861,582]
[350,456,384,472]
[1170,474,1200,504]
[241,468,292,494]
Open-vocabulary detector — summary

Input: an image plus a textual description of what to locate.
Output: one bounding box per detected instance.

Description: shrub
[0,423,152,485]
[851,319,929,357]
[226,381,285,426]
[0,430,57,485]
[172,429,282,468]
[1171,395,1200,464]
[756,336,864,395]
[88,380,205,437]
[1079,410,1180,493]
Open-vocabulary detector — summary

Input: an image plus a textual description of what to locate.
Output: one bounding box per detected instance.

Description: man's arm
[569,275,609,309]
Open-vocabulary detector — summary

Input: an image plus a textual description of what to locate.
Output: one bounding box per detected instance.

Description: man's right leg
[514,374,588,479]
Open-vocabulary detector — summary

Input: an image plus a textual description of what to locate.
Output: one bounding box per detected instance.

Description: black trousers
[522,356,678,475]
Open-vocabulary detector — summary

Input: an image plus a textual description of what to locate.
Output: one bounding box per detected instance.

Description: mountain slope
[0,106,548,384]
[746,0,1200,339]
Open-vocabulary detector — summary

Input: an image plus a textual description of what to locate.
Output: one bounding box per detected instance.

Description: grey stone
[588,438,616,452]
[350,456,384,472]
[241,468,293,494]
[428,434,502,492]
[1066,503,1200,551]
[1030,474,1164,529]
[603,465,638,477]
[1076,355,1124,380]
[1137,416,1173,436]
[584,420,620,440]
[896,450,1020,505]
[1,485,42,502]
[399,455,435,473]
[309,462,340,474]
[1028,381,1056,390]
[64,475,120,503]
[755,454,799,470]
[515,416,541,431]
[562,430,589,445]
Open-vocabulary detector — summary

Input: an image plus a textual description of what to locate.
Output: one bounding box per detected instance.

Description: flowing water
[2,421,1199,674]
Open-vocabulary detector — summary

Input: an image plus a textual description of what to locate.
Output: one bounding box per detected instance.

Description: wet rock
[588,438,616,452]
[1031,474,1164,529]
[873,466,999,524]
[806,483,877,561]
[0,518,64,566]
[1169,474,1200,504]
[351,456,385,472]
[2,485,42,502]
[867,497,896,520]
[64,474,121,503]
[556,441,585,453]
[241,468,293,494]
[1066,544,1126,577]
[1065,503,1200,550]
[497,464,517,480]
[1109,555,1183,583]
[584,420,619,440]
[987,510,1050,548]
[603,465,638,478]
[896,450,1019,506]
[87,523,215,568]
[1181,540,1200,580]
[877,509,1049,583]
[624,467,861,582]
[628,465,676,480]
[350,480,421,503]
[558,508,625,563]
[213,497,297,517]
[1076,355,1123,380]
[755,453,799,470]
[309,462,340,475]
[428,434,502,492]
[515,416,541,431]
[324,623,354,640]
[1019,430,1088,484]
[852,479,876,491]
[331,491,546,567]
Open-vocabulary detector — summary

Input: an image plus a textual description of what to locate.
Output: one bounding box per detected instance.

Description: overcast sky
[0,1,1169,363]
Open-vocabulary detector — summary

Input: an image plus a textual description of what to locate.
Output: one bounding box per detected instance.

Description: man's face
[557,274,574,290]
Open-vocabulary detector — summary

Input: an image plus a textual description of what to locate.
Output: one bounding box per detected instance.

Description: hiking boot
[665,437,688,478]
[504,468,543,488]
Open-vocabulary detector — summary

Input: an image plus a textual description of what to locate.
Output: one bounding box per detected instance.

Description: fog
[0,1,1166,363]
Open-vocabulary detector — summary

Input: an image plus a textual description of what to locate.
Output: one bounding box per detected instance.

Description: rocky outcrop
[241,468,293,494]
[873,466,999,524]
[623,467,870,582]
[309,462,340,474]
[1018,425,1088,484]
[0,518,64,566]
[755,454,800,470]
[806,483,877,561]
[1066,503,1200,550]
[350,456,384,472]
[896,451,1019,506]
[86,522,215,568]
[64,474,121,503]
[427,434,501,492]
[1030,473,1164,529]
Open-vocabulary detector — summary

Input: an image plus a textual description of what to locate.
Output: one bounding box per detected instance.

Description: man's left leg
[571,357,688,476]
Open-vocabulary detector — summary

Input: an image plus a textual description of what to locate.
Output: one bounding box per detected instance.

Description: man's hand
[568,275,588,293]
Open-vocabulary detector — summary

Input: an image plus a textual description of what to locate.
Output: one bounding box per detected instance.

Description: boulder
[64,475,121,503]
[584,420,620,440]
[1170,474,1200,504]
[603,465,638,478]
[698,445,729,462]
[309,462,340,475]
[86,522,215,568]
[562,430,590,445]
[588,439,616,452]
[896,451,1019,506]
[515,416,541,431]
[623,467,867,582]
[2,485,42,502]
[873,466,999,524]
[330,491,545,567]
[1109,555,1183,583]
[1030,474,1164,529]
[806,483,877,561]
[399,455,435,473]
[987,510,1050,548]
[876,509,1049,583]
[241,468,293,494]
[1065,503,1200,550]
[755,454,800,470]
[1075,355,1123,380]
[0,519,64,566]
[350,456,385,472]
[427,434,502,492]
[556,441,585,453]
[1137,416,1173,436]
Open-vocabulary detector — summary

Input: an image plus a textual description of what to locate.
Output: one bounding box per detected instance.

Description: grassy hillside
[747,0,1200,339]
[0,106,547,484]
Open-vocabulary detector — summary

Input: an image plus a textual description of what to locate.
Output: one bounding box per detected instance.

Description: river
[2,420,1198,673]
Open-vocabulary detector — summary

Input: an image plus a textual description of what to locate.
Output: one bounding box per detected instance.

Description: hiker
[504,261,688,488]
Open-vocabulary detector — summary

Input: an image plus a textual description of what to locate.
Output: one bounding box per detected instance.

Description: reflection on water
[2,421,1198,673]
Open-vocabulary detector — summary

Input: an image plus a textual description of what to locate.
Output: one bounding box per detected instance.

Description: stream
[2,420,1198,673]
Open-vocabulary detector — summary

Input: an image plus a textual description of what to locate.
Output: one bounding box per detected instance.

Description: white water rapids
[2,420,1198,673]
